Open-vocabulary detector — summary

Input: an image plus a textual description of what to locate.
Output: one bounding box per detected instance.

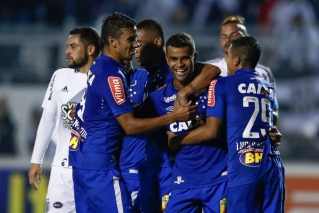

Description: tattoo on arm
[187,83,196,93]
[176,94,183,107]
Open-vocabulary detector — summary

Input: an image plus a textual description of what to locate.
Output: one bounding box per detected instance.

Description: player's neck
[147,51,166,69]
[78,58,94,73]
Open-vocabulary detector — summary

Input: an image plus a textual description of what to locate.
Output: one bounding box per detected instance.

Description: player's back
[120,67,149,171]
[150,80,228,189]
[209,68,276,187]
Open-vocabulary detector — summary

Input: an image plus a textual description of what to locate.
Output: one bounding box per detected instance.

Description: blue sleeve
[206,79,226,119]
[102,74,133,117]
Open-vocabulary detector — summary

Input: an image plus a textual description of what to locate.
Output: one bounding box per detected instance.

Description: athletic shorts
[122,169,141,213]
[139,164,172,213]
[45,166,75,213]
[73,167,132,213]
[227,164,285,213]
[165,181,227,213]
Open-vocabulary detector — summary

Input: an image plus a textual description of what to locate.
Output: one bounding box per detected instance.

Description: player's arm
[175,63,221,106]
[167,116,223,151]
[116,100,197,135]
[29,72,57,190]
[28,108,57,190]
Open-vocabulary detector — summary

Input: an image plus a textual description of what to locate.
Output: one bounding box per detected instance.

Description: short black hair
[136,19,165,47]
[231,36,261,68]
[70,26,100,58]
[100,12,136,48]
[166,32,195,55]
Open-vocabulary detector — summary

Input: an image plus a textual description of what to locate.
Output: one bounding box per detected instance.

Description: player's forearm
[176,125,217,145]
[179,63,221,96]
[124,113,175,135]
[30,109,56,164]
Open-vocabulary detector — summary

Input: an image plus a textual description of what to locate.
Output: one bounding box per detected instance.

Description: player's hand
[28,163,42,190]
[70,105,76,120]
[269,126,282,147]
[167,131,180,151]
[172,100,197,122]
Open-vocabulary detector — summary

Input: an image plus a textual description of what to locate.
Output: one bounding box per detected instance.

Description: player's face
[166,46,197,86]
[220,23,246,54]
[116,27,138,61]
[66,34,89,69]
[135,29,157,67]
[225,45,237,76]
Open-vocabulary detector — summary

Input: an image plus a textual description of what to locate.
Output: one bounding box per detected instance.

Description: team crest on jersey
[108,76,126,105]
[208,80,217,106]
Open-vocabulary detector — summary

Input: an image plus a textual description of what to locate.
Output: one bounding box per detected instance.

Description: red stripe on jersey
[108,77,126,105]
[207,80,217,107]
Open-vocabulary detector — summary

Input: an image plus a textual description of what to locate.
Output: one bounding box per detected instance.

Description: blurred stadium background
[0,0,318,212]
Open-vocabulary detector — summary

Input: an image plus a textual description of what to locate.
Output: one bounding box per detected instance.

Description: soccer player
[120,59,148,212]
[169,36,285,213]
[149,32,228,212]
[132,19,221,212]
[68,13,197,213]
[28,26,100,213]
[205,16,279,124]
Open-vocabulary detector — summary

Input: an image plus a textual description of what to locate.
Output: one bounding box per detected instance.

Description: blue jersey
[149,79,228,189]
[144,60,173,167]
[145,60,173,93]
[206,68,279,187]
[119,67,148,172]
[69,54,133,170]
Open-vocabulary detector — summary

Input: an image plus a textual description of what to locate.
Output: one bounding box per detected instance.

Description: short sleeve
[102,74,133,117]
[206,79,226,120]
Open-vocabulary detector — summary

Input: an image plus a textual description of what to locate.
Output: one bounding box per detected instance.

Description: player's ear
[154,37,162,47]
[87,44,95,57]
[234,56,240,67]
[194,51,198,63]
[108,36,117,48]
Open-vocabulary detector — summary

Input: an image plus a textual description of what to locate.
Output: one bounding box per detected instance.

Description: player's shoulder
[205,57,223,65]
[150,83,167,98]
[255,63,275,82]
[131,68,148,78]
[53,67,76,76]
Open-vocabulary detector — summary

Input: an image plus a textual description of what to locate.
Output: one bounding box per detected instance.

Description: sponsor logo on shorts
[239,148,263,167]
[108,77,126,105]
[162,194,169,211]
[53,202,63,209]
[207,80,217,107]
[220,198,226,213]
[46,199,50,212]
[174,176,185,184]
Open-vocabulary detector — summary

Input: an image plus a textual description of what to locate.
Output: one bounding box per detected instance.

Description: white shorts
[46,166,75,213]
